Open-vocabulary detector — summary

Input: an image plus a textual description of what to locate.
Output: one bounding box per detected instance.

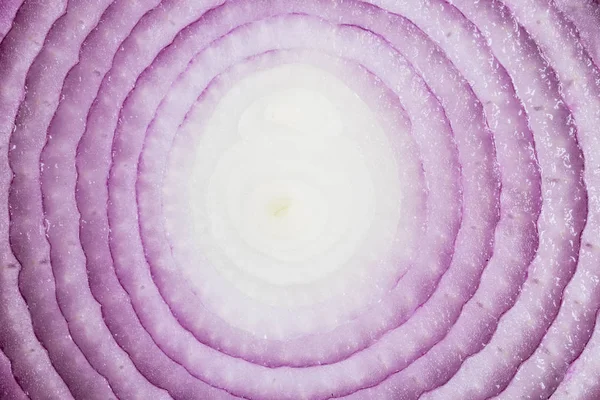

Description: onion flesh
[0,0,599,399]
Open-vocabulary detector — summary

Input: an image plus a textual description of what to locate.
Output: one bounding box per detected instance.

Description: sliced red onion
[1,0,599,399]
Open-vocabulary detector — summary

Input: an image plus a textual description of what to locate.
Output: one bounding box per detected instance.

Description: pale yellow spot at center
[267,197,293,218]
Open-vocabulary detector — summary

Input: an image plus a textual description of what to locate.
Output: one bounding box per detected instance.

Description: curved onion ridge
[1,0,599,399]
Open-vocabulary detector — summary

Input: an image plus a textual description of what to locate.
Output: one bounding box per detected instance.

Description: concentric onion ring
[0,0,599,399]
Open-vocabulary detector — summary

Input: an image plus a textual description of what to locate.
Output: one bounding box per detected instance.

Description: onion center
[173,61,407,310]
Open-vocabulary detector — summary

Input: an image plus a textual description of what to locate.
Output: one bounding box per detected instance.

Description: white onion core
[190,63,401,282]
[164,62,410,336]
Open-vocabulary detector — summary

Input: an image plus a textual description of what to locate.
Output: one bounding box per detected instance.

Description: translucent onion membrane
[0,0,599,399]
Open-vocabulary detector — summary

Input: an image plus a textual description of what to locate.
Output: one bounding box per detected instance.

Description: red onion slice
[1,0,599,399]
